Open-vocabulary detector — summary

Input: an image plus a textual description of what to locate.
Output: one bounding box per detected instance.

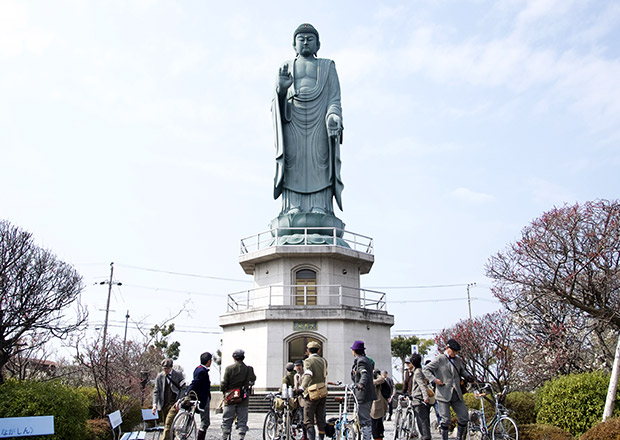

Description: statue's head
[293,23,320,57]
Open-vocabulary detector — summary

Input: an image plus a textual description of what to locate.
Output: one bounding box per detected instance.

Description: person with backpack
[221,349,256,440]
[371,369,388,440]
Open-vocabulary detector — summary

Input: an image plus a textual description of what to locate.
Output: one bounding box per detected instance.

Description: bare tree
[485,200,620,409]
[436,311,515,392]
[0,220,87,383]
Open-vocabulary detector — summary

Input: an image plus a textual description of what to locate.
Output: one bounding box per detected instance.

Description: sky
[1,0,619,381]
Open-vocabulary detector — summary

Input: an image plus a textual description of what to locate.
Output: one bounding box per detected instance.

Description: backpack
[380,380,391,399]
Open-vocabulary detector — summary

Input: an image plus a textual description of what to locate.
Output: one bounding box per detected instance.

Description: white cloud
[0,0,54,57]
[451,187,495,204]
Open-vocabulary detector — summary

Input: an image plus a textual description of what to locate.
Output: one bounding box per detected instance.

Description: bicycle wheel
[172,410,196,440]
[263,410,280,440]
[392,408,402,440]
[343,422,359,440]
[290,408,304,440]
[491,417,518,440]
[398,411,414,440]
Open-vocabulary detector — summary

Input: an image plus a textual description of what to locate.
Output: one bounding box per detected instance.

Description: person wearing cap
[186,352,213,440]
[301,341,328,440]
[152,358,186,440]
[402,356,415,397]
[283,362,296,388]
[273,23,344,216]
[350,340,376,440]
[221,349,256,440]
[423,339,473,440]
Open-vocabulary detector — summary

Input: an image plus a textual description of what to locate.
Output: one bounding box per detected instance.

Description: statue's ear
[316,41,321,53]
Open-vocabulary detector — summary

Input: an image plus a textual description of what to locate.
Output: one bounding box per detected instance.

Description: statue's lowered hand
[327,114,341,138]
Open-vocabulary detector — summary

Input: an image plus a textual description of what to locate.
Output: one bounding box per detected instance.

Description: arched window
[288,336,322,362]
[295,269,317,306]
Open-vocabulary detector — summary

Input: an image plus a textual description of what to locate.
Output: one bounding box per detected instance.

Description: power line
[368,283,470,289]
[116,263,251,283]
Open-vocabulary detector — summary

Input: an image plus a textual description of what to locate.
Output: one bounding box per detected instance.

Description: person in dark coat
[187,352,212,440]
[351,340,376,440]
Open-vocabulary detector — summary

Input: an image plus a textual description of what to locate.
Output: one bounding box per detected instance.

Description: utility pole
[100,262,122,352]
[123,310,130,353]
[467,282,476,320]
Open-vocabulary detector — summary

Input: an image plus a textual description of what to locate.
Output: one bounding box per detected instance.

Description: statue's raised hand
[327,114,342,138]
[278,65,293,95]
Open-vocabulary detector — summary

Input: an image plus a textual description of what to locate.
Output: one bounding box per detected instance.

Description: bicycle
[392,394,419,440]
[171,391,201,440]
[263,391,304,440]
[467,383,518,440]
[328,381,359,440]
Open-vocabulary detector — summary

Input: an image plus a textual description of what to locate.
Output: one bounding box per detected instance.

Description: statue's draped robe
[273,58,344,213]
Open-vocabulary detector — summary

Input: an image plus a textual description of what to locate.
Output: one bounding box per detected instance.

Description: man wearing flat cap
[301,341,328,440]
[423,339,474,440]
[350,340,375,440]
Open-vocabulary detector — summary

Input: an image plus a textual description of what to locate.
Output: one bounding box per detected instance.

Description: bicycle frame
[329,382,359,440]
[468,383,518,440]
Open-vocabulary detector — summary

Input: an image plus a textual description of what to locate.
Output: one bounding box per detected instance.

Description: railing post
[246,290,250,310]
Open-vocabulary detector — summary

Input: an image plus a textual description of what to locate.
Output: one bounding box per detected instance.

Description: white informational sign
[141,409,158,421]
[108,410,123,430]
[411,344,419,354]
[0,416,54,438]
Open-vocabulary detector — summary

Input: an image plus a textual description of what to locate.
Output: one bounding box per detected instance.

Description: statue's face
[294,32,319,57]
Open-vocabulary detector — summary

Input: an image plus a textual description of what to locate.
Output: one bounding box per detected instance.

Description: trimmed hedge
[580,417,620,440]
[518,424,574,440]
[0,379,89,440]
[536,371,620,437]
[505,391,536,425]
[85,418,113,440]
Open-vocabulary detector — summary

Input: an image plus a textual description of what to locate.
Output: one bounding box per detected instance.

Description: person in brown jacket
[370,369,388,440]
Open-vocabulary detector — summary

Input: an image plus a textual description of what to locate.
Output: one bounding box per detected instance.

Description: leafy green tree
[391,335,433,383]
[149,323,180,360]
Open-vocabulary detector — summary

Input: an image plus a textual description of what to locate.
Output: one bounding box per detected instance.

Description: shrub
[536,371,620,437]
[85,419,113,440]
[505,391,536,425]
[518,424,574,440]
[580,417,620,440]
[76,386,142,432]
[0,379,89,440]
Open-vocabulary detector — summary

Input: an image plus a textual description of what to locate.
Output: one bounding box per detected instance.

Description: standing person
[294,359,308,440]
[221,349,256,440]
[350,340,376,440]
[381,371,394,421]
[401,358,419,438]
[424,360,441,430]
[301,341,328,440]
[283,362,296,388]
[187,352,213,440]
[409,354,432,440]
[152,358,186,440]
[424,339,473,440]
[371,369,388,440]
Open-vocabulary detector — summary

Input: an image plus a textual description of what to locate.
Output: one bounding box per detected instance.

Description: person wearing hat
[221,349,256,440]
[152,358,186,440]
[301,341,328,440]
[423,339,474,440]
[283,361,296,388]
[350,340,376,440]
[186,352,213,440]
[273,23,344,216]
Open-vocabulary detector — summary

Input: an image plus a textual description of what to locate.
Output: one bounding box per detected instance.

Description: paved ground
[142,411,450,440]
[199,412,447,440]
